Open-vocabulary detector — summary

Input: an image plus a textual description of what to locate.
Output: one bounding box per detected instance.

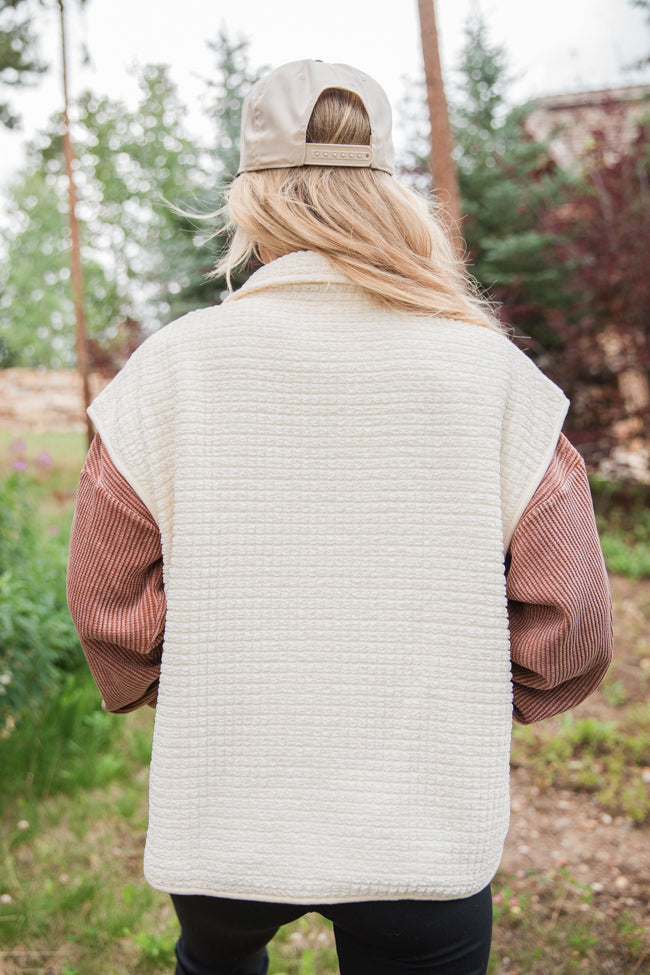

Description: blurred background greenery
[1,2,649,972]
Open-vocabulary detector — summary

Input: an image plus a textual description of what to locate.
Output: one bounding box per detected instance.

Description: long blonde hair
[217,89,504,333]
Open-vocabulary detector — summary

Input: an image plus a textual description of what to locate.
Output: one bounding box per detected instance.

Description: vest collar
[225,250,350,302]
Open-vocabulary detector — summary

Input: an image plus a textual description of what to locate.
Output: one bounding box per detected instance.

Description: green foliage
[591,477,650,578]
[204,27,264,181]
[0,464,80,728]
[539,118,650,454]
[0,62,205,367]
[0,31,264,368]
[601,679,627,707]
[398,13,571,341]
[416,10,650,459]
[490,865,648,973]
[72,64,211,331]
[0,164,122,366]
[165,28,267,312]
[0,668,120,809]
[450,17,570,336]
[0,703,161,959]
[0,0,47,129]
[133,926,177,967]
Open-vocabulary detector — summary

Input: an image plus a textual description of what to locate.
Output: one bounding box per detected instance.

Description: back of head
[306,88,371,152]
[218,62,503,333]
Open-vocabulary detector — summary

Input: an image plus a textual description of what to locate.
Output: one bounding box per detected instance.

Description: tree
[165,27,267,312]
[73,64,211,329]
[0,0,46,129]
[416,0,461,237]
[450,16,570,341]
[540,113,650,473]
[449,20,650,475]
[57,0,94,442]
[399,15,570,343]
[0,65,202,368]
[0,159,122,367]
[0,31,266,369]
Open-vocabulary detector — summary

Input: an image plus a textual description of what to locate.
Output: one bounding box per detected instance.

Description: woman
[68,60,612,975]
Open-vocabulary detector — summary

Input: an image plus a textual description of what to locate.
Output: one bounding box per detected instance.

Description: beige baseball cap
[237,59,395,176]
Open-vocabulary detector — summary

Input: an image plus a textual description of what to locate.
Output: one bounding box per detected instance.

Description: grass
[1,670,152,809]
[0,430,87,474]
[2,787,647,974]
[1,433,649,971]
[591,476,650,579]
[1,663,648,974]
[0,675,168,974]
[511,706,650,825]
[0,682,335,972]
[599,530,650,578]
[0,430,87,524]
[487,866,648,974]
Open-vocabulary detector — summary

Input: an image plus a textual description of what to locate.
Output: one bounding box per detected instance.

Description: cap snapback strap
[303,144,374,166]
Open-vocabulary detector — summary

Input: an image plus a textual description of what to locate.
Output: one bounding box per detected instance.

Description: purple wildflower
[9,438,27,456]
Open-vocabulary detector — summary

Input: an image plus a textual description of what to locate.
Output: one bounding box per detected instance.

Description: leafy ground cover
[0,430,648,973]
[0,436,83,728]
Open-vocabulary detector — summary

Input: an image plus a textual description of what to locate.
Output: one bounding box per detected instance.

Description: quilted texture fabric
[89,251,568,902]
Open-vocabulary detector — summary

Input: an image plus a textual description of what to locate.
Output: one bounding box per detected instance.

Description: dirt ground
[500,573,650,961]
[0,368,109,432]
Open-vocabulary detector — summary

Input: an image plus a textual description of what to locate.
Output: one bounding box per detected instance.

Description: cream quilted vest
[89,251,568,902]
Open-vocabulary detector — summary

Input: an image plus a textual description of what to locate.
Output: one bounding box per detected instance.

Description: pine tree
[451,16,569,342]
[164,28,267,313]
[399,14,570,343]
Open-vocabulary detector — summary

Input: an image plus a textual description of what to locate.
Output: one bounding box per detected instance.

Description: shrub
[0,667,121,810]
[0,468,81,730]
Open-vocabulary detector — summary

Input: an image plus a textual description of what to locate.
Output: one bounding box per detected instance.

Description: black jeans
[171,886,492,975]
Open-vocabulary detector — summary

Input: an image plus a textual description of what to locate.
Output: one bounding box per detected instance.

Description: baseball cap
[237,59,395,176]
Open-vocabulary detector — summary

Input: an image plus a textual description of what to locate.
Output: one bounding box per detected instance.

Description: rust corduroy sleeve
[67,434,165,713]
[67,433,612,720]
[507,434,613,723]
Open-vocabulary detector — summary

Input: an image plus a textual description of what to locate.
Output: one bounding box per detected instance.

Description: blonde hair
[216,89,505,333]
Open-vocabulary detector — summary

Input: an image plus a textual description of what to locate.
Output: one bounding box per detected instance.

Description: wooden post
[58,0,93,448]
[417,0,463,252]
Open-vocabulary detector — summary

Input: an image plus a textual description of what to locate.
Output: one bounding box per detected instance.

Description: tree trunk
[598,326,650,483]
[417,0,463,253]
[59,0,93,449]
